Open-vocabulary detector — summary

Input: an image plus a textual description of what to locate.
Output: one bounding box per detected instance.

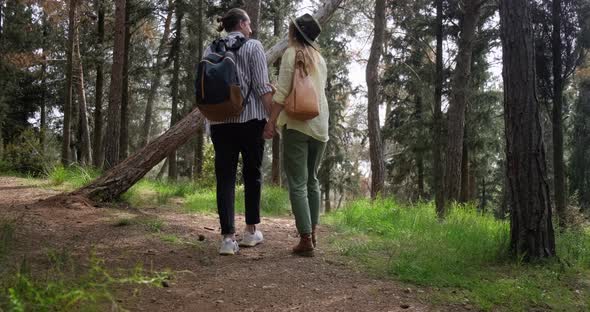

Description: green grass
[140,218,165,233]
[184,185,290,216]
[0,251,170,311]
[122,178,291,216]
[326,199,590,311]
[45,165,101,189]
[114,218,133,227]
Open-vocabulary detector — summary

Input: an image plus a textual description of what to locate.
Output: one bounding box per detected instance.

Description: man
[204,8,273,255]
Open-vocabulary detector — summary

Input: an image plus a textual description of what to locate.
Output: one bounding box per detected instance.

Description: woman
[264,14,329,257]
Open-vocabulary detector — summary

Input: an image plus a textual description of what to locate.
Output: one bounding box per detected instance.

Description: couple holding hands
[198,8,329,257]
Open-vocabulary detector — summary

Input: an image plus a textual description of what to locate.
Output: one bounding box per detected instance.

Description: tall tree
[193,0,204,179]
[62,0,77,166]
[571,63,590,210]
[366,0,386,199]
[40,14,48,151]
[433,0,445,217]
[74,24,92,165]
[104,0,126,169]
[443,0,483,207]
[499,0,555,259]
[551,0,566,226]
[93,0,105,167]
[168,0,184,181]
[243,0,261,38]
[140,1,173,147]
[120,0,132,160]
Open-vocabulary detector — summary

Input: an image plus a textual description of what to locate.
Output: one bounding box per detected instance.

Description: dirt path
[0,177,443,312]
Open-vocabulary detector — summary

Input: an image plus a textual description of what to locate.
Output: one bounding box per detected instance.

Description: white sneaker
[219,238,239,255]
[239,230,264,247]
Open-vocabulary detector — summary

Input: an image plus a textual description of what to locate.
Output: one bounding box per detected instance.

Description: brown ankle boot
[311,225,317,248]
[292,234,314,257]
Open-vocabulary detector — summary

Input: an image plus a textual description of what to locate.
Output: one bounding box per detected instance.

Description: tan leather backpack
[285,50,319,120]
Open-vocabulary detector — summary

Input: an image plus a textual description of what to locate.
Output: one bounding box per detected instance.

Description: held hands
[267,83,276,95]
[263,120,276,140]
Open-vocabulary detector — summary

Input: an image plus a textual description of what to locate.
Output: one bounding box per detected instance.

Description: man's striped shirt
[203,31,272,125]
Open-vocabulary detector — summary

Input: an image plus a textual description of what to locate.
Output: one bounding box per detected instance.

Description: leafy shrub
[3,129,47,176]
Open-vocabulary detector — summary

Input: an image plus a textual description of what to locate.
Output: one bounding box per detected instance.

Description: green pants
[283,129,326,235]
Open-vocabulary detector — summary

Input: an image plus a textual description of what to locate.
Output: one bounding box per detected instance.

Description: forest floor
[0,176,466,312]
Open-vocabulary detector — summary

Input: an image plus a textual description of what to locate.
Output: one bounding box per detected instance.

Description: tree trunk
[433,0,445,218]
[552,0,566,227]
[571,77,590,210]
[270,8,283,186]
[40,15,48,151]
[243,0,261,39]
[459,136,470,203]
[168,3,184,182]
[74,27,92,165]
[71,0,345,201]
[93,0,105,168]
[120,4,131,160]
[140,1,174,147]
[499,0,556,260]
[72,109,205,201]
[444,0,481,205]
[324,177,331,213]
[103,0,126,169]
[479,176,486,213]
[366,0,386,199]
[415,94,424,199]
[193,0,204,180]
[62,0,77,166]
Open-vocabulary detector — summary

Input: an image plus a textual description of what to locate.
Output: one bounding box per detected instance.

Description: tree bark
[168,2,184,182]
[444,0,482,205]
[140,1,174,147]
[324,177,331,213]
[72,109,205,201]
[366,0,386,199]
[193,0,204,180]
[120,3,131,160]
[499,0,556,260]
[433,0,445,218]
[103,0,126,169]
[243,0,261,39]
[40,18,47,151]
[459,136,470,202]
[62,0,77,166]
[552,0,566,227]
[571,77,590,210]
[93,0,105,168]
[74,27,92,165]
[270,6,283,186]
[70,0,345,201]
[415,94,424,199]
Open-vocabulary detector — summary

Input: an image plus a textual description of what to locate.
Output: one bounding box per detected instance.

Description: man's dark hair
[217,8,248,32]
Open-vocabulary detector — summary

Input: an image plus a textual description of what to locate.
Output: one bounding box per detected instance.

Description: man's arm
[249,41,273,115]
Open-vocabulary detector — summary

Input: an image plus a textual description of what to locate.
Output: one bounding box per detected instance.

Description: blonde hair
[288,23,320,74]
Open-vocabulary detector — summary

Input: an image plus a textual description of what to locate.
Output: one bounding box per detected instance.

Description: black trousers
[210,119,266,235]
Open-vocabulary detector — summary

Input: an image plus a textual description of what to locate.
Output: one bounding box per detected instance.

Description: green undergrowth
[124,179,291,216]
[0,250,171,311]
[30,166,291,216]
[45,165,101,189]
[326,199,590,311]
